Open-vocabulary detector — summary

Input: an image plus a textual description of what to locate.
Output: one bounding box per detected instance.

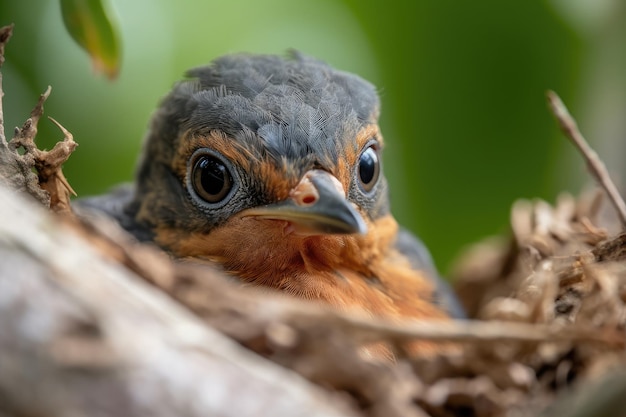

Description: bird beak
[242,169,367,236]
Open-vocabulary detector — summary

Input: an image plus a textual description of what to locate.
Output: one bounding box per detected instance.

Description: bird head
[130,52,396,282]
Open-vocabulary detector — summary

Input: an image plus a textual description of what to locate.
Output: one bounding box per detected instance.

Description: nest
[1,24,626,417]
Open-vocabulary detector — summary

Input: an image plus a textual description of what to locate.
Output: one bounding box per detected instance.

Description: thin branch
[163,260,623,349]
[3,85,53,205]
[9,85,52,153]
[547,90,626,228]
[0,24,14,146]
[39,116,78,213]
[334,315,621,346]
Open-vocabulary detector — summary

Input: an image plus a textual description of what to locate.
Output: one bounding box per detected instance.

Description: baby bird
[81,52,463,327]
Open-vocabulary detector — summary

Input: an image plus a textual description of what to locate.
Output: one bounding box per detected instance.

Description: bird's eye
[357,145,380,192]
[191,154,233,203]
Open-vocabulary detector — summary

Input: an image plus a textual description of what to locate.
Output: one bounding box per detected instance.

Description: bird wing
[394,227,466,318]
[74,184,154,242]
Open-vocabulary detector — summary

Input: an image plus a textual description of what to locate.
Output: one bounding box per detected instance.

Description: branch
[0,183,355,417]
[547,90,626,228]
[0,24,13,146]
[36,116,78,213]
[0,24,78,211]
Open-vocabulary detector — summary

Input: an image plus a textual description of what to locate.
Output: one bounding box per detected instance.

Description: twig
[3,78,77,211]
[5,86,53,205]
[170,263,623,348]
[547,90,626,228]
[10,86,52,153]
[289,309,623,347]
[0,24,14,146]
[37,117,78,213]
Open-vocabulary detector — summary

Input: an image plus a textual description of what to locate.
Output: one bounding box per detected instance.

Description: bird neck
[155,214,399,288]
[155,214,447,324]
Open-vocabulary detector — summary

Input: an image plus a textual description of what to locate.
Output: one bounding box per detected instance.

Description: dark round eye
[358,145,380,192]
[191,155,233,203]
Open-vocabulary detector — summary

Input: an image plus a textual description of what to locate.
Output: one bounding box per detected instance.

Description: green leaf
[60,0,121,80]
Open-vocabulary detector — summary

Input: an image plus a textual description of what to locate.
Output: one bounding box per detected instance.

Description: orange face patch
[173,130,298,202]
[154,211,443,324]
[334,123,382,193]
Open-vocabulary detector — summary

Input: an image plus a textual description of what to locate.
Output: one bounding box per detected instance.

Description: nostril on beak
[300,193,317,206]
[292,188,318,206]
[290,173,320,207]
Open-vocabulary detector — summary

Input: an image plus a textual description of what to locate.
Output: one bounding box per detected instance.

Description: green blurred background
[2,0,625,274]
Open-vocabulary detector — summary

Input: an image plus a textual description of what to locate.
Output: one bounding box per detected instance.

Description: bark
[0,184,354,417]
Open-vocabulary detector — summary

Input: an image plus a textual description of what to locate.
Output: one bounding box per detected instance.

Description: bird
[79,52,464,332]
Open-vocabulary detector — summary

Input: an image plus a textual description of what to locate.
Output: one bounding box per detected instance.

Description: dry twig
[547,90,626,228]
[0,24,78,212]
[0,24,13,145]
